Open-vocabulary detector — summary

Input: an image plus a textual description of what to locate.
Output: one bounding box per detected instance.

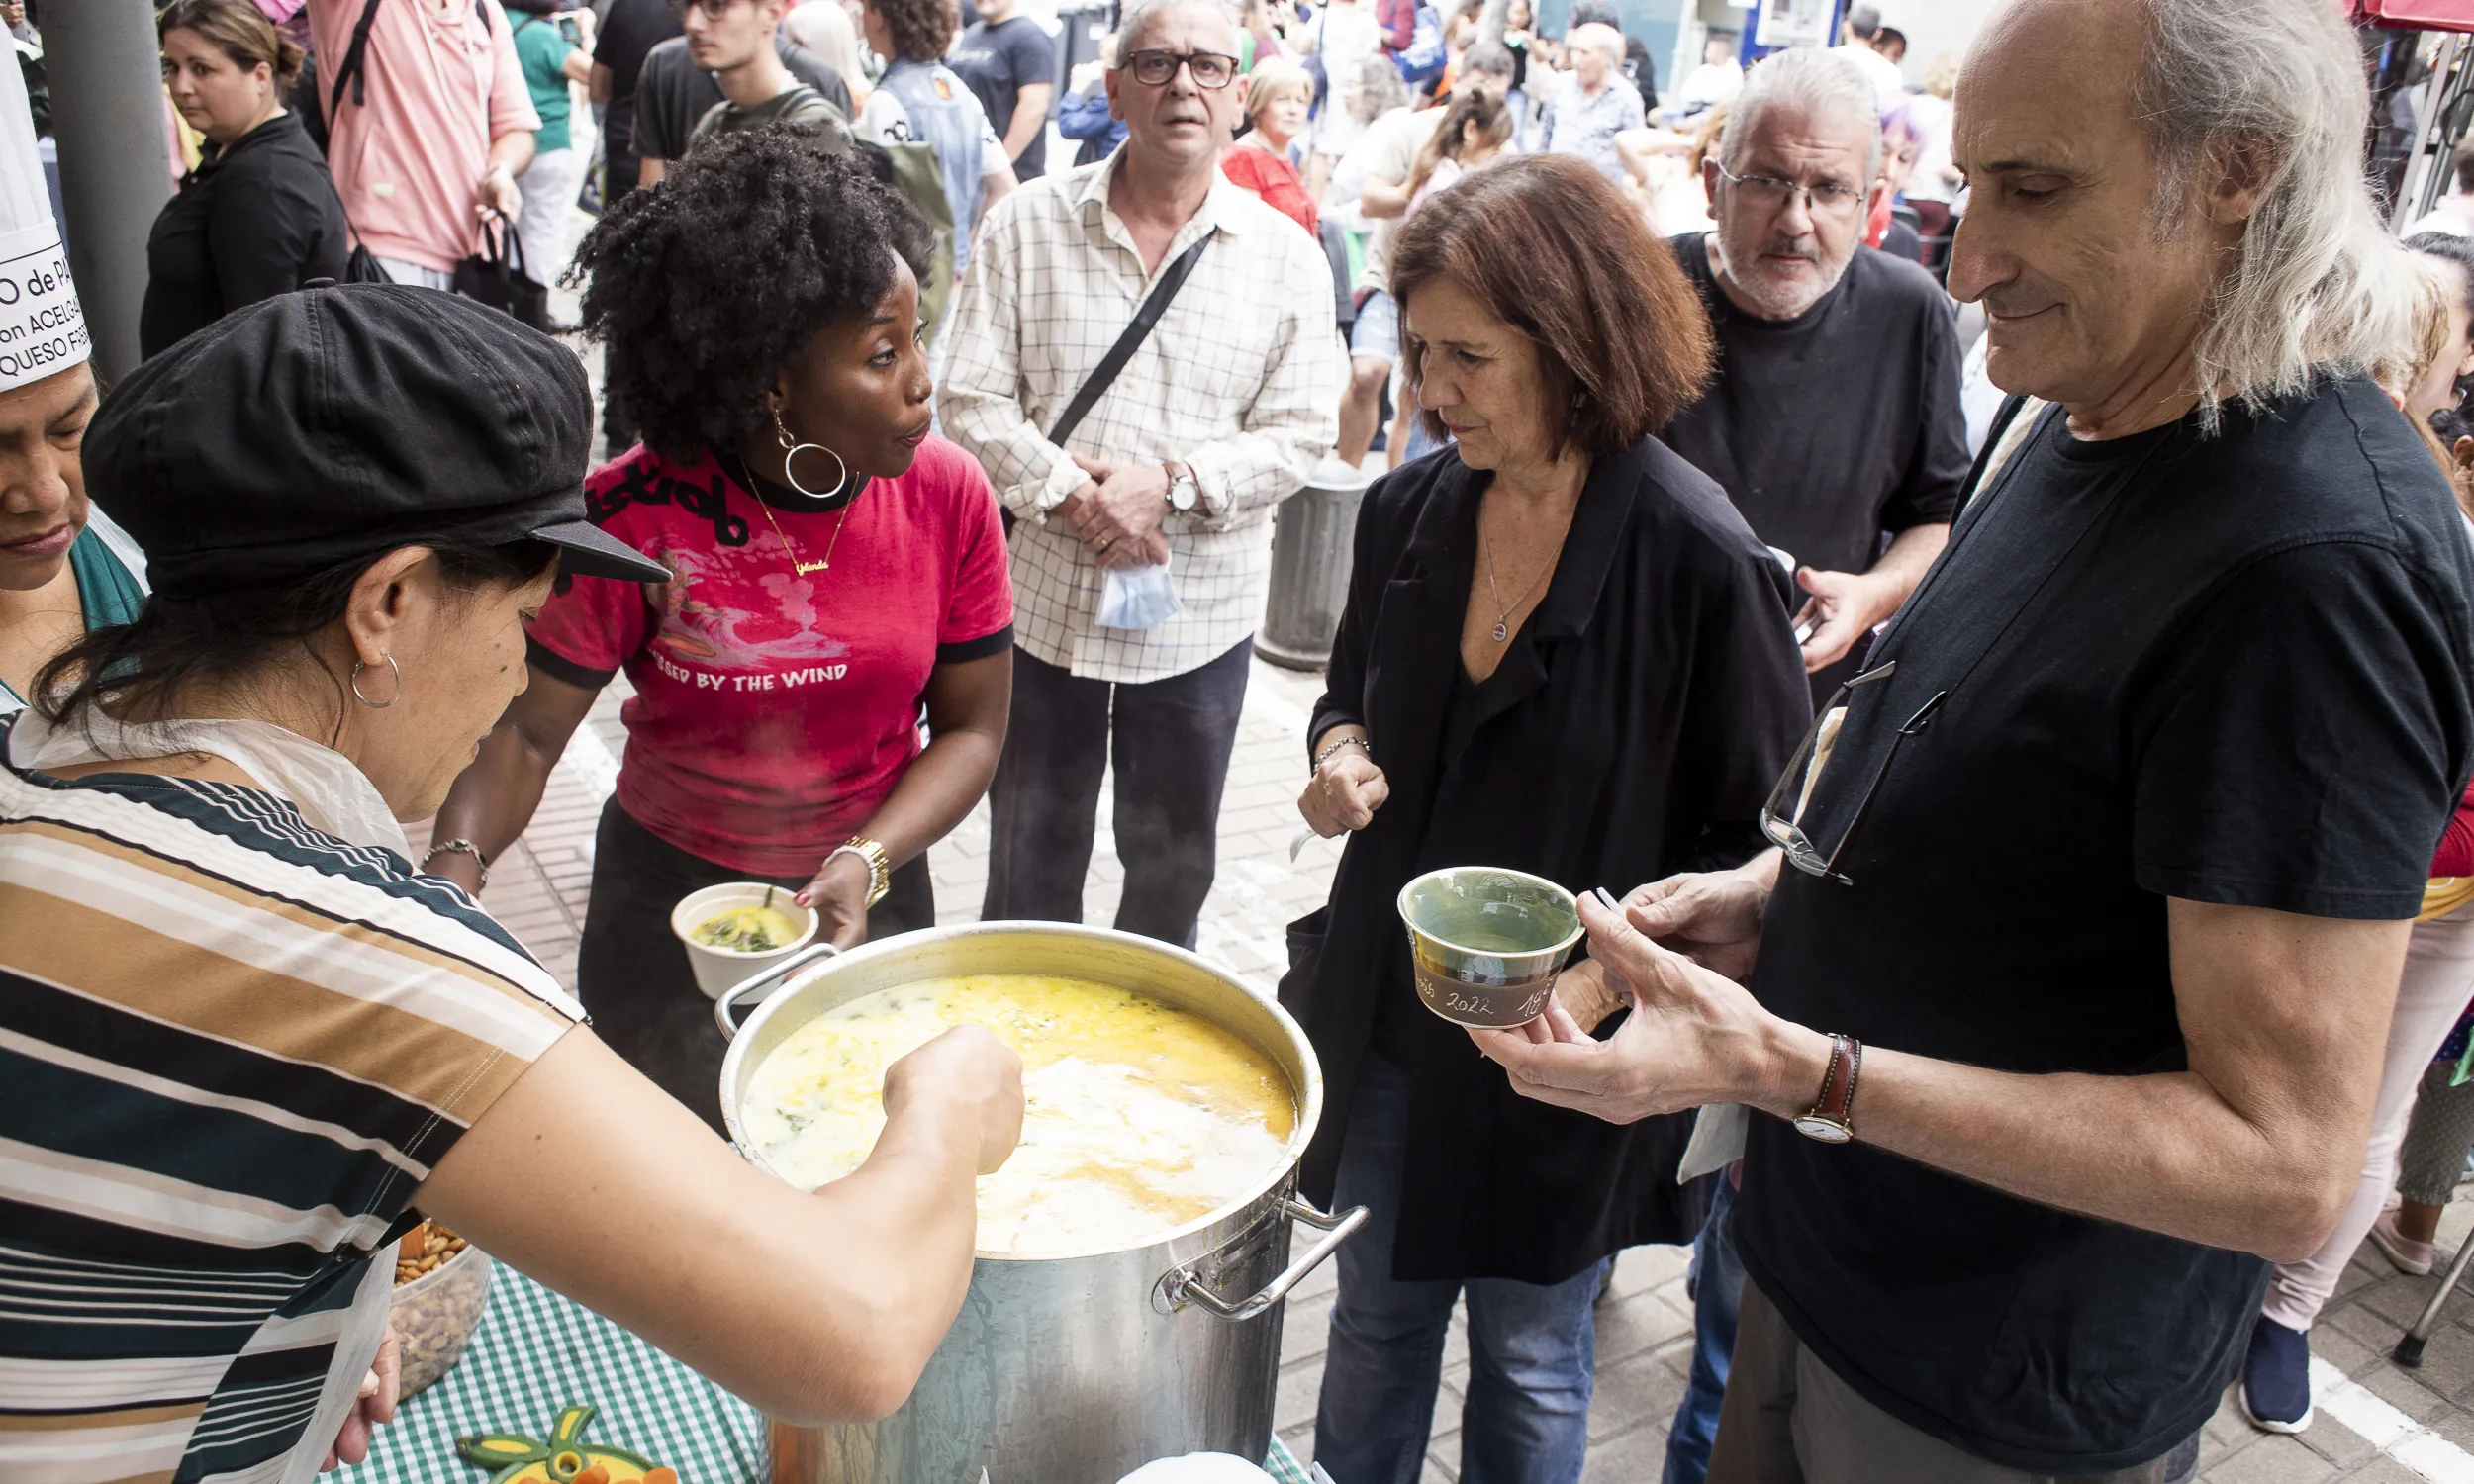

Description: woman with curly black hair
[430,127,1015,1131]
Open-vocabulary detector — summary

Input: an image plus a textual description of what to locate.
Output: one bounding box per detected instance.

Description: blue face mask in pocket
[1098,557,1183,630]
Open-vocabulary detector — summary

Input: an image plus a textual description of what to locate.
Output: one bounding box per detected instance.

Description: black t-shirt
[632,35,854,163]
[594,0,682,178]
[1660,232,1970,584]
[951,15,1056,180]
[141,112,348,359]
[1735,380,2474,1472]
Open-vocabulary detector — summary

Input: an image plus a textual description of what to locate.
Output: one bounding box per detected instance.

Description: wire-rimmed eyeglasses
[1712,163,1868,219]
[1760,661,1947,885]
[1119,48,1241,88]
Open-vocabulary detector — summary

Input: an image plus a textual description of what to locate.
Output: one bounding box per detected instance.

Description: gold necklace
[754,491,852,577]
[1480,523,1558,642]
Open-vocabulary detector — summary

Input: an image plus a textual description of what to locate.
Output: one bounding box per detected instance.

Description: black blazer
[142,112,349,360]
[1289,435,1811,1285]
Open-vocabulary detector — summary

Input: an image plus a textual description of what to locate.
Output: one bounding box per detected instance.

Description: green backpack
[874,138,958,343]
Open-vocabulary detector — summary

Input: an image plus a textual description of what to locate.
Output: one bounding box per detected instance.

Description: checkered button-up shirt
[939,154,1345,684]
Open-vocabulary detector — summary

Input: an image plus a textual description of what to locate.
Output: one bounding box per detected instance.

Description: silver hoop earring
[772,407,850,501]
[350,655,400,710]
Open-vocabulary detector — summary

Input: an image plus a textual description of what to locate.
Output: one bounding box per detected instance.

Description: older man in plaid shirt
[940,0,1342,946]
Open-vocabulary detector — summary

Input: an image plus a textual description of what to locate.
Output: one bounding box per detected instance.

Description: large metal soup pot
[714,922,1367,1484]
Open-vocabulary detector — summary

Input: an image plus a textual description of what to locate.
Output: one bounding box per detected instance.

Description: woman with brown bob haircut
[1285,153,1812,1484]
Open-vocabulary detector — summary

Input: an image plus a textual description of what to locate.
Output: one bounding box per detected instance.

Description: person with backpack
[856,0,1013,282]
[659,0,852,173]
[306,0,538,290]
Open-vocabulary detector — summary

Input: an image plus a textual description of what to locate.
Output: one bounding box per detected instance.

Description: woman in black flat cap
[0,286,1022,1482]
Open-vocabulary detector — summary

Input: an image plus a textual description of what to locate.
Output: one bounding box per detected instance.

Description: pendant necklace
[1481,523,1558,643]
[756,494,852,577]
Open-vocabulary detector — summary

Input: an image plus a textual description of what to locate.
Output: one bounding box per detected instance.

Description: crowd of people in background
[18,0,2474,1481]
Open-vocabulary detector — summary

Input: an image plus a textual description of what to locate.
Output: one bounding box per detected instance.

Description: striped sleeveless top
[0,720,581,1484]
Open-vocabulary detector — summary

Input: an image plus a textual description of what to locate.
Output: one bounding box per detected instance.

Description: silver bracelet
[421,838,490,890]
[1313,734,1373,773]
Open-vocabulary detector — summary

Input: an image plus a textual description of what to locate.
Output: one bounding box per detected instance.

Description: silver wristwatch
[1165,462,1199,513]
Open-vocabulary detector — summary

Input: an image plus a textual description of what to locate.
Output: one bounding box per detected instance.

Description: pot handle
[1153,1197,1370,1323]
[713,942,841,1042]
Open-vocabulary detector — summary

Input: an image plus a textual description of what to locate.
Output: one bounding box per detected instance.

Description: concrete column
[44,5,172,381]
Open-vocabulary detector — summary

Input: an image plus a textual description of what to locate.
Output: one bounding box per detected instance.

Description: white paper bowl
[671,881,819,1000]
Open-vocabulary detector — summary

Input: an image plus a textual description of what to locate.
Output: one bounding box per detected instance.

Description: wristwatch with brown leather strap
[1793,1033,1863,1144]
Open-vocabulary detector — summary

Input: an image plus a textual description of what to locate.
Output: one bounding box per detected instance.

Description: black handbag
[452,213,551,331]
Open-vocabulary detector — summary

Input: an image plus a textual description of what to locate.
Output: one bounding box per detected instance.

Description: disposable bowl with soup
[1396,866,1585,1028]
[712,922,1367,1484]
[669,881,818,1000]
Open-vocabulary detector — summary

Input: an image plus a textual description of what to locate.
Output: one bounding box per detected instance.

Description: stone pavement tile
[2352,1272,2448,1334]
[2394,1316,2474,1399]
[2352,1358,2452,1424]
[1282,1290,1334,1365]
[2328,1457,2426,1484]
[1274,1357,1321,1436]
[2322,1294,2410,1357]
[1586,1341,1691,1443]
[2293,1412,2380,1472]
[1592,1287,1694,1367]
[1579,1420,1674,1483]
[2204,1431,2335,1484]
[2309,1323,2385,1381]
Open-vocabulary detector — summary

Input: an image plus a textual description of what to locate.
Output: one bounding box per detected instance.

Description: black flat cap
[88,284,669,600]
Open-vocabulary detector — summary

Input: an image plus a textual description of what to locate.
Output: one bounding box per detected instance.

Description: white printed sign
[0,224,85,391]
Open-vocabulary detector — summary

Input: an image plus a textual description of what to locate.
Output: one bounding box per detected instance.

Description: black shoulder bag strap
[329,0,389,116]
[1047,233,1212,446]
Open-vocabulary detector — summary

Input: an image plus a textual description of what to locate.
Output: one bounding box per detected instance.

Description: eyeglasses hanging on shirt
[1760,660,1948,885]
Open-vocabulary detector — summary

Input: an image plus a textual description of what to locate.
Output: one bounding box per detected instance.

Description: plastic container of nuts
[390,1221,494,1400]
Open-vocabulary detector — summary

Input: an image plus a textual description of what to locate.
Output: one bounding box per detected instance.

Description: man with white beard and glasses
[1660,47,1968,703]
[1651,46,1969,1484]
[1467,0,2474,1472]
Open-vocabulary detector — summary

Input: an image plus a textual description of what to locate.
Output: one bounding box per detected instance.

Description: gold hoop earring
[772,407,850,501]
[350,655,400,710]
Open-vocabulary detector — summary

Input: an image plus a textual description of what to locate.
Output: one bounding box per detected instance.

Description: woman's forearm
[852,727,1004,865]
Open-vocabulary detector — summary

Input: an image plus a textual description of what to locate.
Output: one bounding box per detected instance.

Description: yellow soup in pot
[742,974,1297,1256]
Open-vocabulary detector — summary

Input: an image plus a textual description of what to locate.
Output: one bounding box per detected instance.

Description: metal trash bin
[1257,458,1380,671]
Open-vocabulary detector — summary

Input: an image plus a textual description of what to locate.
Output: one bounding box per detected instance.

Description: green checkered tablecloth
[336,1260,1316,1484]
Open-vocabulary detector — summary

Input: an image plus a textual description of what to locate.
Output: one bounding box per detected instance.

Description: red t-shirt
[527,437,1013,876]
[1221,144,1319,238]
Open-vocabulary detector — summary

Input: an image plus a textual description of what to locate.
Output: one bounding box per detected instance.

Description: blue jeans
[1313,1055,1609,1484]
[1662,1172,1741,1484]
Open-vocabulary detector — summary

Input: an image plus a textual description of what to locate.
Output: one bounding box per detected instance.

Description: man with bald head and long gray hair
[1462,0,2474,1476]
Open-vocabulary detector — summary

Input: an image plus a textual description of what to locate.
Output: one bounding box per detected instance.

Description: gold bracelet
[826,835,893,908]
